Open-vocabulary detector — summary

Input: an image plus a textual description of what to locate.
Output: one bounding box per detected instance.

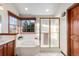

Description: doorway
[39,17,60,48]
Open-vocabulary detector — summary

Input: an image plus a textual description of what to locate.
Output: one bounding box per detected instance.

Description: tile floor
[35,52,64,56]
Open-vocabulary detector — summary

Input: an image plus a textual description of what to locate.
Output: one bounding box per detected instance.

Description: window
[8,11,18,33]
[9,16,17,33]
[20,20,35,32]
[0,15,1,33]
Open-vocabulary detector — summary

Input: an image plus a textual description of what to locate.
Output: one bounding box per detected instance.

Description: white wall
[16,17,40,46]
[0,10,4,33]
[59,4,72,55]
[60,14,67,55]
[0,3,19,33]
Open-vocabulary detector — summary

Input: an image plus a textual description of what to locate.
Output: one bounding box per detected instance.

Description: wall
[16,17,40,46]
[0,10,4,33]
[60,14,67,55]
[59,4,72,55]
[0,3,19,33]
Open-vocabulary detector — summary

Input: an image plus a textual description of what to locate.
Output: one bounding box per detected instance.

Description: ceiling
[12,3,72,16]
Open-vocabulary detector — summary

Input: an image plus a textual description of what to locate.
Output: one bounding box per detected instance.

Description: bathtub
[16,40,40,56]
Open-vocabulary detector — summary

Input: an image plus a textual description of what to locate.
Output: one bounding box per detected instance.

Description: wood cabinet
[0,40,15,56]
[0,45,4,56]
[7,40,15,56]
[3,44,7,56]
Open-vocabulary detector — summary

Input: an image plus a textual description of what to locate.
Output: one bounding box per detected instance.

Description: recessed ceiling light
[46,9,50,12]
[25,8,28,11]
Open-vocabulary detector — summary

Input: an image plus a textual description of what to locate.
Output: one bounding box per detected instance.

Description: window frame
[8,11,19,33]
[20,19,36,34]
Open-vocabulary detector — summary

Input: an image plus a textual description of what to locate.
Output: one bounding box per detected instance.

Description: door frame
[67,3,79,56]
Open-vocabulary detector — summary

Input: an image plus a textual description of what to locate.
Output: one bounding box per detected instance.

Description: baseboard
[61,51,67,56]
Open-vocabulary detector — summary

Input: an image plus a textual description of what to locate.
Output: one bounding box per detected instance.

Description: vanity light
[25,8,28,11]
[0,6,4,10]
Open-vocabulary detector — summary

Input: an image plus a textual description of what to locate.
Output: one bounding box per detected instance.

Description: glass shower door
[41,19,49,47]
[50,19,59,47]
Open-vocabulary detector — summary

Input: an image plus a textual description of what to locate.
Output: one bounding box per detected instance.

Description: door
[7,40,15,56]
[40,18,49,47]
[50,19,60,47]
[68,4,79,56]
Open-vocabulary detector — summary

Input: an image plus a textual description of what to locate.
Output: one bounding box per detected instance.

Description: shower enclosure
[40,18,60,48]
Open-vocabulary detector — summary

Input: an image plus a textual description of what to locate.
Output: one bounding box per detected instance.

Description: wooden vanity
[0,33,16,56]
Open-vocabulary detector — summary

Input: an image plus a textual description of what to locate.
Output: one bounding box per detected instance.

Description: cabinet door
[7,40,15,56]
[0,45,4,56]
[3,44,7,56]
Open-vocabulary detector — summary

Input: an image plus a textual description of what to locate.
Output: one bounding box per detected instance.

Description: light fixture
[25,8,28,11]
[46,9,50,12]
[0,6,4,10]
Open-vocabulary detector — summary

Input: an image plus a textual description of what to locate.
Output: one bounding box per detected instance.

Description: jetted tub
[16,39,40,56]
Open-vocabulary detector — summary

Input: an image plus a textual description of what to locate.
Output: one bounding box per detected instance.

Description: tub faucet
[18,36,23,40]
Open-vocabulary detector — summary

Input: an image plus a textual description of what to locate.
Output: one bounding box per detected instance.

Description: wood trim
[67,3,79,56]
[20,16,36,20]
[8,11,10,33]
[0,33,17,35]
[67,3,79,11]
[8,11,19,33]
[8,11,19,19]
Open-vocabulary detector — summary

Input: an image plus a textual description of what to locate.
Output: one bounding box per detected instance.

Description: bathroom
[0,3,72,56]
